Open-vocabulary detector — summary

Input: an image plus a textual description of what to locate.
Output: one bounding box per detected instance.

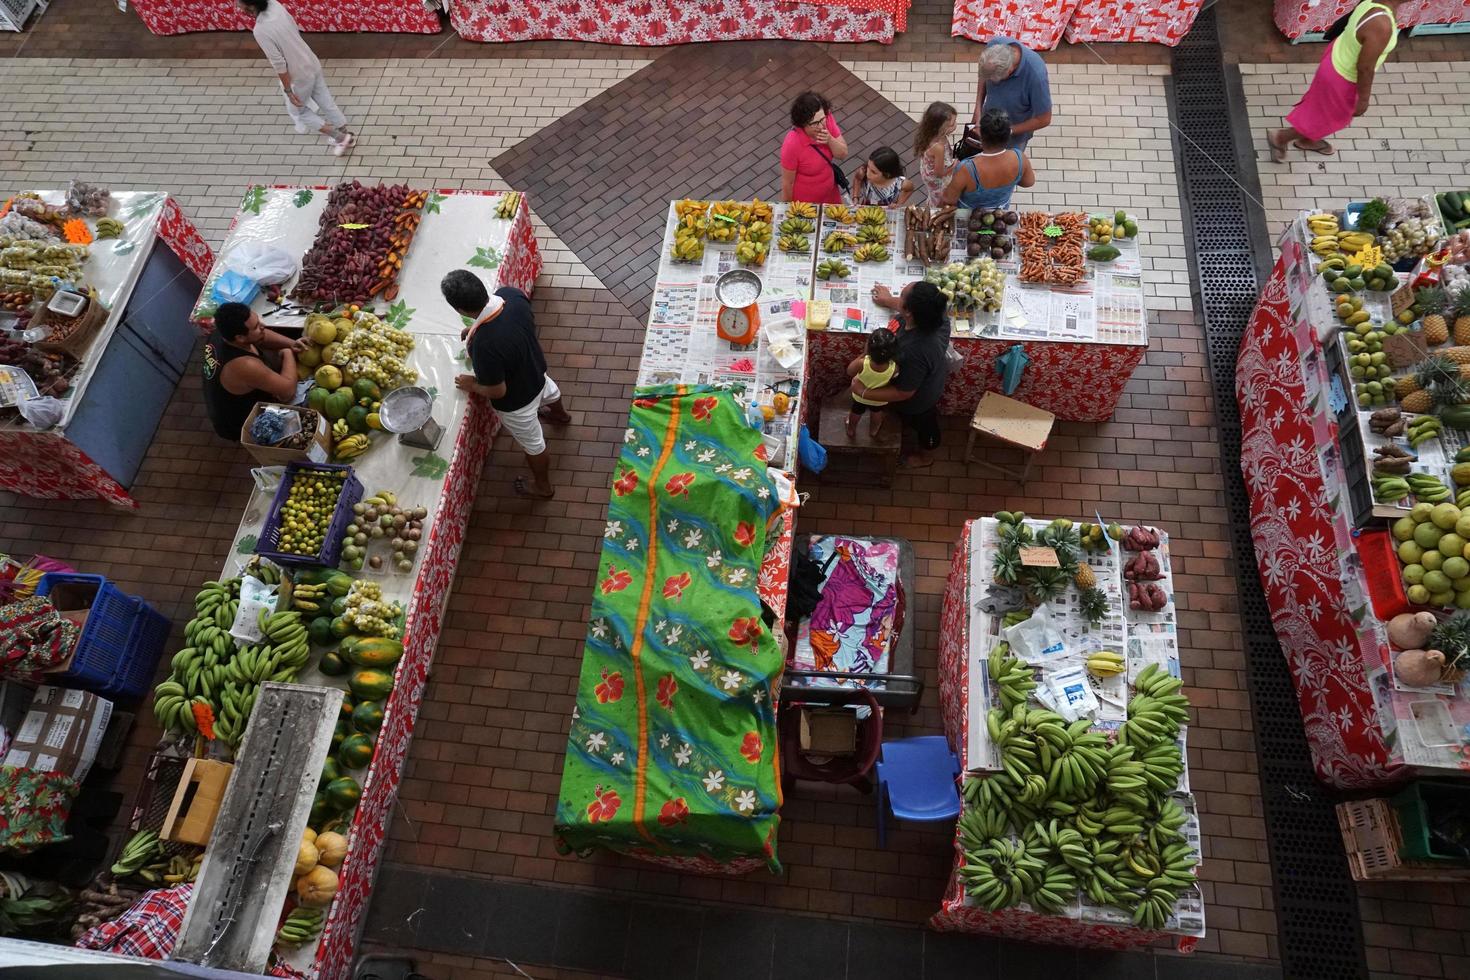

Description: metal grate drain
[1170,10,1369,980]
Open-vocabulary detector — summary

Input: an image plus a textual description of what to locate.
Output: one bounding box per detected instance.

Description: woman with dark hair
[854,282,952,469]
[851,147,915,208]
[942,108,1035,211]
[779,91,850,205]
[914,101,958,204]
[237,0,357,156]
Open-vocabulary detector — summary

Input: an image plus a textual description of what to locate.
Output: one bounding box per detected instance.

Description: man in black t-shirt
[441,270,571,499]
[851,281,951,469]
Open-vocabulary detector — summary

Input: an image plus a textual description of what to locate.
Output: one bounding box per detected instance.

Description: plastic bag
[223,242,297,286]
[18,396,64,429]
[1004,602,1066,664]
[798,424,827,474]
[212,270,260,306]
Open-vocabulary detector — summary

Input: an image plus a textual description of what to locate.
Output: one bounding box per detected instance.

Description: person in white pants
[238,0,357,156]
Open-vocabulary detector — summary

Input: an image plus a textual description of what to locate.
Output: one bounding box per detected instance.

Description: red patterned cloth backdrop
[0,429,136,508]
[496,193,544,296]
[1273,0,1470,37]
[312,397,496,979]
[159,197,215,283]
[449,0,900,44]
[131,0,439,35]
[1063,0,1204,44]
[951,0,1081,48]
[806,330,1143,422]
[937,522,972,768]
[1234,251,1400,789]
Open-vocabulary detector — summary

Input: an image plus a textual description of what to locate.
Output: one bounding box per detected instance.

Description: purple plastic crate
[255,461,364,568]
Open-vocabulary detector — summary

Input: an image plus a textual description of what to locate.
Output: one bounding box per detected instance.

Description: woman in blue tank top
[943,108,1035,211]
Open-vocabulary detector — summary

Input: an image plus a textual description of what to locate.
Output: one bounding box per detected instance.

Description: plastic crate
[255,461,364,568]
[36,573,159,701]
[1338,798,1470,881]
[1391,780,1470,863]
[1355,529,1414,621]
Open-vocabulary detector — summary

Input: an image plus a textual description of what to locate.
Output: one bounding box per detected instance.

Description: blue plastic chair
[873,735,961,847]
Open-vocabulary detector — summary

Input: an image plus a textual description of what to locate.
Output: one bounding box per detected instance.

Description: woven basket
[36,287,108,360]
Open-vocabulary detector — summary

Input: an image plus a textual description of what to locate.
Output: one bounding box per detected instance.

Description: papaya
[308,616,334,647]
[339,695,354,719]
[324,389,354,421]
[330,616,351,639]
[331,717,350,751]
[319,757,342,788]
[1442,405,1470,432]
[324,571,355,598]
[346,406,370,433]
[339,635,362,660]
[307,386,330,412]
[331,596,348,617]
[1087,243,1120,262]
[349,668,394,701]
[352,378,381,402]
[324,775,362,811]
[337,733,375,770]
[352,700,385,733]
[345,637,403,669]
[318,650,348,676]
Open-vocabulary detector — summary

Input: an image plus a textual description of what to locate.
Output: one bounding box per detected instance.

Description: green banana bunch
[959,836,1045,911]
[1406,471,1451,502]
[1000,608,1032,629]
[1406,414,1442,449]
[1372,474,1411,503]
[275,905,325,947]
[986,643,1035,712]
[110,830,164,877]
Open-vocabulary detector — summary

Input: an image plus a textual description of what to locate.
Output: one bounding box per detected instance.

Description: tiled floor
[3,2,1469,979]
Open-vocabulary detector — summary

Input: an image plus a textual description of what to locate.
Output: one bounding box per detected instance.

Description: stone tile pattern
[1240,61,1470,243]
[0,58,648,290]
[842,61,1192,312]
[492,42,923,320]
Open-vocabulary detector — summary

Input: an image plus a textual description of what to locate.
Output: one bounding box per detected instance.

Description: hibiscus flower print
[754,443,769,462]
[613,468,639,497]
[656,674,678,710]
[665,472,695,497]
[586,786,621,823]
[633,396,659,409]
[734,522,755,547]
[740,731,763,763]
[663,572,692,600]
[691,396,718,421]
[594,669,624,704]
[600,565,632,595]
[658,797,690,827]
[728,617,762,649]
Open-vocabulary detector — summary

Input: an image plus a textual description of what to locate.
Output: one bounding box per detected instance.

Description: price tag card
[1019,546,1059,568]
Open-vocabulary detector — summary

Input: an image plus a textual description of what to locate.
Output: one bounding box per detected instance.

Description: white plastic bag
[1004,602,1066,664]
[224,242,298,286]
[18,396,64,429]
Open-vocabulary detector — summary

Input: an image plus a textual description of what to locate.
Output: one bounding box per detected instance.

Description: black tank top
[201,331,283,440]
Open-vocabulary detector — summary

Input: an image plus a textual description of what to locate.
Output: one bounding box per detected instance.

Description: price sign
[1352,243,1383,268]
[1043,225,1063,238]
[1019,546,1060,568]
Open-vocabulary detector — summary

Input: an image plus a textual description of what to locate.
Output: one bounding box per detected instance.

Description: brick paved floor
[1,2,1466,978]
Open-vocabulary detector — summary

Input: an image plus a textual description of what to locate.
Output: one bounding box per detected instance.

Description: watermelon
[319,757,342,787]
[309,794,334,827]
[338,733,375,770]
[332,596,348,617]
[352,700,385,733]
[349,668,394,701]
[345,637,403,669]
[324,775,362,811]
[318,650,348,677]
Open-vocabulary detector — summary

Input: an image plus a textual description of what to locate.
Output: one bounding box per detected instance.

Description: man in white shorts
[442,270,570,500]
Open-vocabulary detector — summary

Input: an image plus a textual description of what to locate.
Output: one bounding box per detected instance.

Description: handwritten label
[1352,244,1384,269]
[1043,225,1063,238]
[1019,546,1059,568]
[1390,282,1417,318]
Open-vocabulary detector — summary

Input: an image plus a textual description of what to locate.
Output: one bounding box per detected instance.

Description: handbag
[812,142,851,195]
[954,124,985,161]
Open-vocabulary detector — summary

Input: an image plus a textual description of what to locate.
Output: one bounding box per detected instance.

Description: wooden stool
[964,391,1055,486]
[817,393,902,487]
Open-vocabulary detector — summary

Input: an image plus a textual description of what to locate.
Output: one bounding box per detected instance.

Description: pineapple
[1454,290,1470,347]
[1418,286,1448,345]
[1400,355,1459,413]
[992,544,1021,585]
[1023,567,1070,605]
[1429,613,1470,682]
[1074,564,1097,590]
[1079,587,1109,626]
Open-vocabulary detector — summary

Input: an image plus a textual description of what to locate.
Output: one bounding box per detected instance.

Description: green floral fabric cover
[555,386,783,872]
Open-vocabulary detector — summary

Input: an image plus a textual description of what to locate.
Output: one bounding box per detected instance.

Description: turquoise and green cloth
[555,386,784,872]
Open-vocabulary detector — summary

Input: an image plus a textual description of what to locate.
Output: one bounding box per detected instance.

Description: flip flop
[512,476,555,499]
[537,409,571,424]
[1293,138,1336,156]
[1265,129,1289,163]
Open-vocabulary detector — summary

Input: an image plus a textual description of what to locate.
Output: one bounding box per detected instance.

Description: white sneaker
[295,122,308,135]
[330,132,357,157]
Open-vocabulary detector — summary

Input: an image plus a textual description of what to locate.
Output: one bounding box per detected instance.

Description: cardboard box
[2,685,113,782]
[240,403,331,466]
[162,758,234,846]
[799,708,857,757]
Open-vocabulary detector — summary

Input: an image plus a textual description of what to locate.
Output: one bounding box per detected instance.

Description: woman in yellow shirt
[1267,1,1400,161]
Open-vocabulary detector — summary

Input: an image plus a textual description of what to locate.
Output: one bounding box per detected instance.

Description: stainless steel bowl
[715,269,762,308]
[378,385,434,433]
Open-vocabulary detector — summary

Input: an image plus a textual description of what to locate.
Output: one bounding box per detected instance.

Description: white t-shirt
[251,2,320,88]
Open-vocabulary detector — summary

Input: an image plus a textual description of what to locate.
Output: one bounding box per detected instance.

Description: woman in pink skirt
[1267,1,1401,161]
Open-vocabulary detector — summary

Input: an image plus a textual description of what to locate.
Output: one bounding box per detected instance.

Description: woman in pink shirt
[780,92,850,205]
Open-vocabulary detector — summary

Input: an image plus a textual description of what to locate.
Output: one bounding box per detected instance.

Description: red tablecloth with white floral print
[449,0,904,44]
[807,329,1144,421]
[130,0,439,35]
[1063,0,1204,45]
[1273,0,1470,39]
[951,0,1082,48]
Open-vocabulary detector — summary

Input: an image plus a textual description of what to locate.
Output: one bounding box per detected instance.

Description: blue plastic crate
[35,572,167,701]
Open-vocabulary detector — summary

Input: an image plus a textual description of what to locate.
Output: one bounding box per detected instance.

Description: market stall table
[552,199,805,874]
[1273,0,1470,39]
[449,0,908,44]
[1237,216,1470,791]
[0,192,213,507]
[129,0,439,35]
[806,207,1150,422]
[933,516,1206,949]
[1062,0,1204,45]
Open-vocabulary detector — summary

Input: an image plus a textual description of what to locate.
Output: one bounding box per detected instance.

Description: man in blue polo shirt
[973,37,1053,152]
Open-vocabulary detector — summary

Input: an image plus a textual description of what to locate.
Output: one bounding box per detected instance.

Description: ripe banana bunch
[823,230,857,253]
[856,223,890,245]
[1085,650,1125,677]
[853,243,889,263]
[959,837,1045,911]
[778,216,814,236]
[275,905,325,947]
[787,202,817,220]
[1306,212,1339,237]
[735,240,767,267]
[824,203,853,224]
[163,852,202,884]
[855,206,887,226]
[291,580,329,613]
[777,234,810,254]
[1310,234,1342,257]
[986,642,1036,712]
[671,234,704,263]
[494,191,521,220]
[742,220,772,245]
[110,830,164,878]
[1338,230,1375,253]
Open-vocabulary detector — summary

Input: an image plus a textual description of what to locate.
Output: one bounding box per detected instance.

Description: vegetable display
[1017,212,1086,286]
[292,182,427,306]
